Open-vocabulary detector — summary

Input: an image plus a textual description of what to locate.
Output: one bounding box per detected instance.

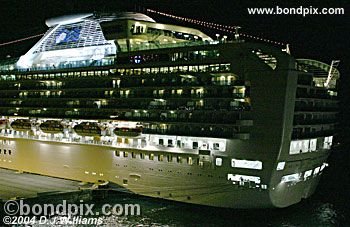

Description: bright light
[215,158,222,166]
[320,163,328,171]
[227,174,261,184]
[314,167,320,175]
[304,170,312,179]
[231,159,262,170]
[276,162,285,170]
[281,173,300,183]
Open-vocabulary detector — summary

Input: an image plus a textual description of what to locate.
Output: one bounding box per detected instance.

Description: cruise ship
[0,12,340,208]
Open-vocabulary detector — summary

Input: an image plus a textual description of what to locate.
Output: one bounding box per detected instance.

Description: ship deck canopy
[296,59,340,89]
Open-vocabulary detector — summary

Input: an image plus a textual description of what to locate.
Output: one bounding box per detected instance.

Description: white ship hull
[0,136,329,208]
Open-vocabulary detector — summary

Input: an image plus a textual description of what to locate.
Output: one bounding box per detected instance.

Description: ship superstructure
[0,12,339,208]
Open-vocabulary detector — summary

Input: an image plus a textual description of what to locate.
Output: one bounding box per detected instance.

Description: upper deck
[0,12,213,72]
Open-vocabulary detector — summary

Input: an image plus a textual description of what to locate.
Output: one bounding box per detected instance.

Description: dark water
[4,179,349,227]
[88,190,348,227]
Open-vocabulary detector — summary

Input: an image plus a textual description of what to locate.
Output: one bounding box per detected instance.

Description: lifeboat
[73,122,101,137]
[0,119,8,129]
[114,123,142,137]
[10,119,32,131]
[40,120,64,134]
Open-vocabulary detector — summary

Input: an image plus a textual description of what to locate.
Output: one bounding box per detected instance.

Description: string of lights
[146,8,286,46]
[0,33,44,47]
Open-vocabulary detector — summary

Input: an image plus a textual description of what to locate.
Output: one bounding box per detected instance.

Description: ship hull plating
[0,137,327,208]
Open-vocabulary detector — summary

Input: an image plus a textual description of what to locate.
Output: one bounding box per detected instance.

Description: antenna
[234,26,241,41]
[325,60,340,88]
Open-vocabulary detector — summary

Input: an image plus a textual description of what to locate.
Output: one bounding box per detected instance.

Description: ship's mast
[234,26,241,41]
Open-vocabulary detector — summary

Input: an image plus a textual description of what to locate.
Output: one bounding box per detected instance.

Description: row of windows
[0,99,248,116]
[146,27,203,42]
[295,101,338,112]
[122,50,219,64]
[289,136,333,154]
[0,63,231,81]
[114,150,224,167]
[117,63,230,76]
[0,75,242,93]
[292,126,335,140]
[115,150,194,164]
[294,112,337,124]
[296,87,333,99]
[114,150,264,170]
[0,149,12,155]
[2,86,246,100]
[0,139,13,145]
[0,71,109,81]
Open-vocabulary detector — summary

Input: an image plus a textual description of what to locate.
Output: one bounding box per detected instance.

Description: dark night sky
[0,0,349,145]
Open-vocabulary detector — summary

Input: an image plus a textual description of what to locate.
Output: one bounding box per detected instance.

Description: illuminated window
[187,157,193,165]
[281,173,301,183]
[320,163,328,171]
[323,136,333,149]
[231,159,263,170]
[158,154,164,161]
[276,162,285,170]
[198,159,204,167]
[304,170,312,180]
[176,89,183,95]
[215,158,222,166]
[227,174,261,184]
[290,140,309,154]
[314,167,320,175]
[149,153,154,160]
[310,139,317,151]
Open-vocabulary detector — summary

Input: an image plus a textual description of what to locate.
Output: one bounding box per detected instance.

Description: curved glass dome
[96,12,156,23]
[45,12,155,27]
